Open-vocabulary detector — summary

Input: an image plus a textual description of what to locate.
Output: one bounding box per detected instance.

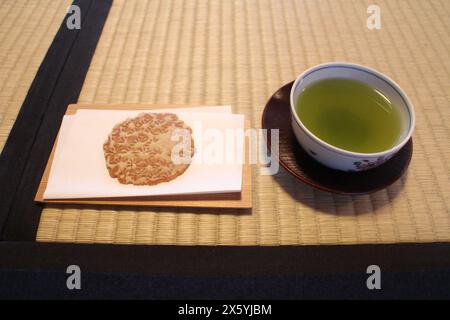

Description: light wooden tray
[35,104,252,209]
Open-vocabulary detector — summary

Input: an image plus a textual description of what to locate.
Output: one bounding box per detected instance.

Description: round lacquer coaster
[262,81,413,195]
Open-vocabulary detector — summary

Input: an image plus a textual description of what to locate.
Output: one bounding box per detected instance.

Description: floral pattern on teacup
[353,156,386,171]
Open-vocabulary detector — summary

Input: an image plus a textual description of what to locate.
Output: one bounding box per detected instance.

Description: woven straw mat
[0,0,449,245]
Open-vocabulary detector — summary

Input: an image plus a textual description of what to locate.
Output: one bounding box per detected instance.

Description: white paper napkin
[44,106,245,199]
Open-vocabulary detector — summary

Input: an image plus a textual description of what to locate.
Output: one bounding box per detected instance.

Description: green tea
[296,78,401,153]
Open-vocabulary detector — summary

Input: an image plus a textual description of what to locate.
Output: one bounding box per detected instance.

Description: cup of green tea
[290,62,415,172]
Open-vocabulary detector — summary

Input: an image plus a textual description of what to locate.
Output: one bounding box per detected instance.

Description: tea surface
[296,78,401,153]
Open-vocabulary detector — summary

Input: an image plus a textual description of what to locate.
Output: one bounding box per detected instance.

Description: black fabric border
[2,241,450,298]
[2,268,449,299]
[0,0,112,240]
[1,242,450,276]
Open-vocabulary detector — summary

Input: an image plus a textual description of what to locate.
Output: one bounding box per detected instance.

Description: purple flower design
[353,156,386,171]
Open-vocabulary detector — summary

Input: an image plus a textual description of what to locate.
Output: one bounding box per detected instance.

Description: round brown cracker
[103,112,195,186]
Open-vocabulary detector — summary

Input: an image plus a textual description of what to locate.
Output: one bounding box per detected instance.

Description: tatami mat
[0,0,72,152]
[1,0,449,245]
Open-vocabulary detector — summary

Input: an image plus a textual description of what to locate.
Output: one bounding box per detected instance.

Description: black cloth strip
[1,242,449,276]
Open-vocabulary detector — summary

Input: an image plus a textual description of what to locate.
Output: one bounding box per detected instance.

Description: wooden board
[35,104,252,209]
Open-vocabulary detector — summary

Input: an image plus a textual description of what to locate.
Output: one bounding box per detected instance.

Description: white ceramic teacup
[290,62,415,172]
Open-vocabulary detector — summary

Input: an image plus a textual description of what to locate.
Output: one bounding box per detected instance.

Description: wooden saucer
[262,81,413,195]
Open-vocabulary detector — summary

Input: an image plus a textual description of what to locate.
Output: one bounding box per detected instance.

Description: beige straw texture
[1,0,449,245]
[0,0,72,152]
